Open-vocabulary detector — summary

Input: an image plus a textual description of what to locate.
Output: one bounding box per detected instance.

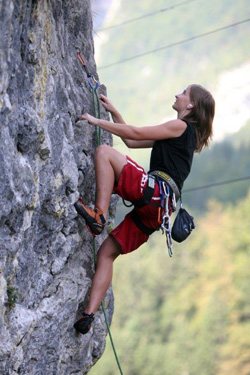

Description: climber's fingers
[100,94,111,106]
[100,94,116,113]
[77,113,99,126]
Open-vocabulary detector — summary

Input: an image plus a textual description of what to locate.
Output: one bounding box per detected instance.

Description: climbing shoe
[74,197,106,235]
[74,312,95,335]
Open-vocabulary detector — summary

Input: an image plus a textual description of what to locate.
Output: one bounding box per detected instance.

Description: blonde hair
[183,84,215,152]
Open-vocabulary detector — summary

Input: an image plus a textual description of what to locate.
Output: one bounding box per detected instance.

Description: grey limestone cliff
[0,1,116,374]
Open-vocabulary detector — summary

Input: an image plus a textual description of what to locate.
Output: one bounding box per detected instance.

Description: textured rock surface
[0,1,116,374]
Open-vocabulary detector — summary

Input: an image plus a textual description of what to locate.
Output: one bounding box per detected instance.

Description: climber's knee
[97,236,121,262]
[94,145,127,182]
[95,144,112,162]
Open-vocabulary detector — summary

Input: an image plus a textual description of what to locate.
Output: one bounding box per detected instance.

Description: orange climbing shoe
[74,312,95,334]
[74,197,106,235]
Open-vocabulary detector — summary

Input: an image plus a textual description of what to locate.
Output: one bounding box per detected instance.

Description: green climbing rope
[91,86,124,375]
[92,238,124,375]
[76,49,123,373]
[92,88,101,146]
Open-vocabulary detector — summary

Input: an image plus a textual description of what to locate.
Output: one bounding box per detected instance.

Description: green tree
[90,191,250,375]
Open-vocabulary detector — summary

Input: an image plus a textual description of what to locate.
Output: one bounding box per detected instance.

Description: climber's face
[172,86,192,114]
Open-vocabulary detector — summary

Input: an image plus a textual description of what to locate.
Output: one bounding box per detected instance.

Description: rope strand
[91,87,124,375]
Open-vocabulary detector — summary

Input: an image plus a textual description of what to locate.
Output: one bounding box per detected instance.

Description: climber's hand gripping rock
[78,113,99,125]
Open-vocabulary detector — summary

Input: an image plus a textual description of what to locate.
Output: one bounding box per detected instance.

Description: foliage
[183,124,250,214]
[6,282,19,309]
[90,191,250,375]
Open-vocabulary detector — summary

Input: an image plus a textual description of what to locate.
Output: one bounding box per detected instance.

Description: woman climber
[74,84,215,334]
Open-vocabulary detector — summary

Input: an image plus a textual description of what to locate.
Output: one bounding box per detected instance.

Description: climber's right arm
[100,94,153,149]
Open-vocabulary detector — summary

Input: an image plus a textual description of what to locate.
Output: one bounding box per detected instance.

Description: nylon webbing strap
[135,175,156,208]
[149,170,180,201]
[131,210,156,235]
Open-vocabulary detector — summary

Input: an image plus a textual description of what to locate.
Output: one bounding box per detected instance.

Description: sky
[212,63,250,140]
[92,0,250,142]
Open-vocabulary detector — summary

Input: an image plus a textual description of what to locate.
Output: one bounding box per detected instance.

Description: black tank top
[149,121,197,191]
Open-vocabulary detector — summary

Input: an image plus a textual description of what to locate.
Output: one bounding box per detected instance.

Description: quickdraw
[76,49,100,91]
[76,48,101,145]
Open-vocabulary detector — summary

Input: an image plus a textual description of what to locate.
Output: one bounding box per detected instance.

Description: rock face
[0,1,116,374]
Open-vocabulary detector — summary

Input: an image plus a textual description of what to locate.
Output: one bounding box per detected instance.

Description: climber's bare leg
[94,145,126,218]
[84,235,121,315]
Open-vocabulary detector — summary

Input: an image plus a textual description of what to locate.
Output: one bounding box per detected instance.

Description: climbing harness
[124,171,180,257]
[76,50,124,375]
[149,170,180,203]
[131,210,155,235]
[134,175,157,208]
[133,176,174,257]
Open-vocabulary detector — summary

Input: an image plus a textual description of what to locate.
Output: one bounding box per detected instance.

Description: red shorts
[110,156,170,254]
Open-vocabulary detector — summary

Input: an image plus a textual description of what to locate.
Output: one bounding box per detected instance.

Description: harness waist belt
[149,170,180,201]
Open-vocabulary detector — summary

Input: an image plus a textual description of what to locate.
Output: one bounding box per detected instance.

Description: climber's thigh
[113,156,147,203]
[95,145,127,183]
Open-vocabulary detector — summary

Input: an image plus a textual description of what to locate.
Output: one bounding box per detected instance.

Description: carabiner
[161,218,169,233]
[166,232,173,257]
[87,76,100,91]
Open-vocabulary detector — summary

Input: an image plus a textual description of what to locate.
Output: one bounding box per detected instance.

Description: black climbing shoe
[74,197,106,236]
[74,312,95,334]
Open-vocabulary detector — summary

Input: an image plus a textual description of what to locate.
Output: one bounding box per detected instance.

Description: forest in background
[91,191,250,375]
[90,1,250,374]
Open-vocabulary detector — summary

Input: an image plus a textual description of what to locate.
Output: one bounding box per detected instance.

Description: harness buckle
[148,174,155,189]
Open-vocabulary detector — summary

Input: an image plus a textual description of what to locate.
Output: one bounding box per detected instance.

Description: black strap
[134,175,156,208]
[131,210,156,235]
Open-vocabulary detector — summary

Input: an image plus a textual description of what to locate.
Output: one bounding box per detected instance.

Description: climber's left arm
[79,113,186,140]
